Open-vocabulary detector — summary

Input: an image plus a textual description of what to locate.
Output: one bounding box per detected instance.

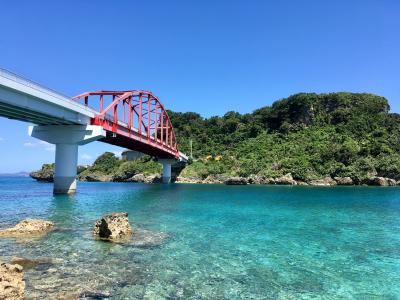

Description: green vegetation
[170,92,400,182]
[32,92,400,183]
[78,152,162,179]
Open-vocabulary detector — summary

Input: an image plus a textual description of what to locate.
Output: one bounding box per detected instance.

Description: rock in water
[93,212,133,241]
[0,219,54,237]
[0,261,25,300]
[10,256,53,270]
[29,164,54,182]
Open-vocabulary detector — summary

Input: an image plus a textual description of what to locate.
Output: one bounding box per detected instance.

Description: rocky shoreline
[176,173,400,186]
[30,167,162,184]
[30,167,400,187]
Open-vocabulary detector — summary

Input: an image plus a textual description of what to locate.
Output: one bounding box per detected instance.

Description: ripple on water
[0,178,400,299]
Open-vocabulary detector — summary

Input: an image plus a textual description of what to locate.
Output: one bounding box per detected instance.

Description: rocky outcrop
[175,177,203,184]
[78,172,113,182]
[30,164,54,182]
[0,261,25,300]
[0,219,54,237]
[93,212,133,241]
[125,174,161,183]
[224,177,248,185]
[334,176,354,185]
[31,164,87,182]
[111,171,136,182]
[275,173,297,185]
[368,177,397,186]
[175,174,400,187]
[247,175,271,185]
[296,181,309,186]
[308,176,337,186]
[203,175,226,184]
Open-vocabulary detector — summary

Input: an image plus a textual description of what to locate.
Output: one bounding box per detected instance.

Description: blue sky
[0,0,399,172]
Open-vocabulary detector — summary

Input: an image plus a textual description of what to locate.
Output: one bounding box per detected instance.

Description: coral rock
[93,212,133,241]
[0,219,54,237]
[0,261,25,300]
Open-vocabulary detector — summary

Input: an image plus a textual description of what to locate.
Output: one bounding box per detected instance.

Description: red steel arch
[72,90,180,158]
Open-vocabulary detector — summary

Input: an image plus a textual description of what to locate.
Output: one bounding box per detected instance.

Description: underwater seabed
[1,177,400,299]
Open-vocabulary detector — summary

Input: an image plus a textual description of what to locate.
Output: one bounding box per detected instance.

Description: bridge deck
[0,68,187,161]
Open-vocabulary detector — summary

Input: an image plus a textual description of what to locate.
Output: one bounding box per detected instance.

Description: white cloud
[0,137,4,141]
[81,154,92,160]
[23,140,55,152]
[23,142,36,147]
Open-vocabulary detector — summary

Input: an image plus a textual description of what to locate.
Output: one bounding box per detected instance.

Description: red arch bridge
[0,69,188,194]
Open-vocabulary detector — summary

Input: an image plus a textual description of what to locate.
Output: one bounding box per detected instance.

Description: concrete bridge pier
[29,125,105,194]
[54,143,78,194]
[159,159,176,183]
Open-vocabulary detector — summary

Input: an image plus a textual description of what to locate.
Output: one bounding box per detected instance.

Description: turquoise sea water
[0,177,400,299]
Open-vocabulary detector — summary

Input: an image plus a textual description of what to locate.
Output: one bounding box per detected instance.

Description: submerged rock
[93,212,133,241]
[224,177,248,185]
[0,261,25,300]
[10,257,53,271]
[131,229,169,248]
[0,219,54,237]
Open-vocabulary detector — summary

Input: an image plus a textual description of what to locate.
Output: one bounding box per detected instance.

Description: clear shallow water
[0,177,400,299]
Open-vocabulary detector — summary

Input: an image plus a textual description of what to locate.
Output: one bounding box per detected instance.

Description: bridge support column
[29,125,105,194]
[54,144,78,194]
[159,159,176,183]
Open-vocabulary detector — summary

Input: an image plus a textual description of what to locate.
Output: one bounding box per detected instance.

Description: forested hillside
[169,92,400,182]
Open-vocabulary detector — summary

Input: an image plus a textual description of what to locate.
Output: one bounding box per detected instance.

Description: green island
[31,92,400,186]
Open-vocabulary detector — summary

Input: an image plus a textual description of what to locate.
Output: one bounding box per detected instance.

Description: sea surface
[0,177,400,299]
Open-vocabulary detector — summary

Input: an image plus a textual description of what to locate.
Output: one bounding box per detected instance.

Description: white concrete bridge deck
[0,68,187,193]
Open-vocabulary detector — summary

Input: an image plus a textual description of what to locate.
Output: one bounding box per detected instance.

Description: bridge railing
[72,91,179,156]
